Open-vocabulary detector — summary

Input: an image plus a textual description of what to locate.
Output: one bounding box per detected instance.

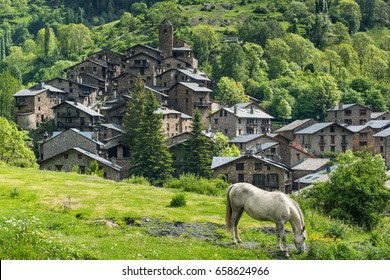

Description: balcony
[58,112,79,118]
[130,62,150,68]
[246,123,258,128]
[15,101,27,107]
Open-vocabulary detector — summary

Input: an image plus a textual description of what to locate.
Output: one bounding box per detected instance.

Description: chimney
[338,102,344,110]
[193,68,198,74]
[37,82,45,90]
[234,106,237,114]
[74,98,78,106]
[250,105,254,114]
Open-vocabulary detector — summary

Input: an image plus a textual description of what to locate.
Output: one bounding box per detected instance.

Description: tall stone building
[159,19,174,59]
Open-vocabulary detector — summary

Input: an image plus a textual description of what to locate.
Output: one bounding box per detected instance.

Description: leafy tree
[242,42,267,80]
[0,117,37,168]
[237,18,285,47]
[183,108,212,178]
[57,24,92,58]
[192,24,219,65]
[0,70,22,121]
[124,77,173,185]
[308,149,390,230]
[285,33,316,70]
[213,132,240,157]
[214,43,248,83]
[86,160,104,177]
[330,22,351,45]
[338,0,362,35]
[215,77,249,106]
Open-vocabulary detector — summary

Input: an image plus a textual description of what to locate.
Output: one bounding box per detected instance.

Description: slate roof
[51,128,103,146]
[155,107,192,119]
[14,84,65,97]
[291,158,330,171]
[54,101,104,117]
[72,147,122,171]
[371,112,388,119]
[373,127,390,137]
[294,165,336,185]
[256,142,279,152]
[275,119,314,133]
[178,82,213,92]
[294,122,334,134]
[229,134,264,143]
[327,103,370,111]
[211,154,289,171]
[100,123,124,133]
[221,106,274,119]
[346,120,390,133]
[177,68,210,81]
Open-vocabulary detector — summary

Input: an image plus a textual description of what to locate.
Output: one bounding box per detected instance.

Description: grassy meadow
[0,165,389,260]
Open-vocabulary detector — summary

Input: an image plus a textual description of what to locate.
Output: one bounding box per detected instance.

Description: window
[252,174,265,187]
[267,173,279,188]
[238,174,245,182]
[270,147,276,153]
[330,146,335,152]
[331,135,335,144]
[214,119,218,124]
[55,165,63,171]
[380,146,384,153]
[296,153,301,161]
[64,154,68,159]
[330,126,335,133]
[236,163,244,171]
[78,154,82,159]
[255,163,262,170]
[342,146,347,152]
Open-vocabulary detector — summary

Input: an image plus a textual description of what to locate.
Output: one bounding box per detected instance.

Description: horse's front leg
[276,222,289,256]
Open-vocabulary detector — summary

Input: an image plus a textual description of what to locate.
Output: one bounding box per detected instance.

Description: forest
[0,0,390,122]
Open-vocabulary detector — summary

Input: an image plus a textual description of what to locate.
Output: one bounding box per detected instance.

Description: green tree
[124,77,173,185]
[338,0,362,35]
[214,43,248,83]
[309,149,390,230]
[0,70,22,121]
[0,117,37,168]
[123,76,146,155]
[285,33,316,70]
[183,108,212,178]
[86,160,104,177]
[213,132,240,157]
[215,77,249,106]
[192,24,219,65]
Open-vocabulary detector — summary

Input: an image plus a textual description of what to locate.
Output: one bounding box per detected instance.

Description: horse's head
[293,226,307,254]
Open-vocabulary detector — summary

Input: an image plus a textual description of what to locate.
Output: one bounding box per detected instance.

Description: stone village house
[14,83,65,130]
[211,154,291,193]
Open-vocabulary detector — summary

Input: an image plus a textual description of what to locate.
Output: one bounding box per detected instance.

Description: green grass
[0,165,389,260]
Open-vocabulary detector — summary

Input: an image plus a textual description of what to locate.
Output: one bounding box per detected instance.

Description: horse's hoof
[237,239,243,243]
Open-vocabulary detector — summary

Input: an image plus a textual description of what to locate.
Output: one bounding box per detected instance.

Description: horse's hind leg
[230,208,244,243]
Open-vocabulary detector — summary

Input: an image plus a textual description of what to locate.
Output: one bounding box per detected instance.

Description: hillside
[1,165,389,260]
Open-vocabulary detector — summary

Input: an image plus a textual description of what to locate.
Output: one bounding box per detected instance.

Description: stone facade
[373,127,390,167]
[40,147,121,181]
[210,106,273,138]
[157,107,193,137]
[122,53,163,85]
[326,103,372,125]
[14,83,64,130]
[53,101,103,131]
[46,77,99,107]
[167,82,212,128]
[211,154,290,193]
[294,122,354,155]
[39,128,101,161]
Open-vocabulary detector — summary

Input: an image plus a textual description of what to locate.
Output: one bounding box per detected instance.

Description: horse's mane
[289,197,305,231]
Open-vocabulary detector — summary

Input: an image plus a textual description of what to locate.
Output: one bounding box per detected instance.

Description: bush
[123,176,150,186]
[170,193,187,207]
[163,174,229,196]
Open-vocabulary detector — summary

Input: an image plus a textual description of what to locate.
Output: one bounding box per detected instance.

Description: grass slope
[0,165,389,260]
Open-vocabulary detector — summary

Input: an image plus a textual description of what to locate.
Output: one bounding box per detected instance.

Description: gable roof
[50,128,103,146]
[291,158,330,171]
[347,120,390,133]
[177,68,210,81]
[327,103,371,111]
[41,147,122,171]
[66,59,109,71]
[14,83,65,97]
[124,51,163,62]
[229,134,265,143]
[371,112,389,119]
[211,154,289,171]
[100,123,124,133]
[155,107,192,119]
[178,82,213,92]
[46,77,99,89]
[294,122,344,135]
[125,44,162,55]
[217,106,273,119]
[373,127,390,137]
[275,119,314,133]
[53,101,103,117]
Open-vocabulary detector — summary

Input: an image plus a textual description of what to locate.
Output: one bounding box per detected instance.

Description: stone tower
[159,19,173,58]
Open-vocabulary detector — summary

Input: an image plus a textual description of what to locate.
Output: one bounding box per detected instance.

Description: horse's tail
[225,184,234,233]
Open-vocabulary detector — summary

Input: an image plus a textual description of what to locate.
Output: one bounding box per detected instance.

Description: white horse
[226,183,307,255]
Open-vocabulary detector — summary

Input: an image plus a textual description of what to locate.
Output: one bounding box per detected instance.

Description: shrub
[163,174,229,196]
[170,193,187,207]
[123,176,150,186]
[86,160,104,178]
